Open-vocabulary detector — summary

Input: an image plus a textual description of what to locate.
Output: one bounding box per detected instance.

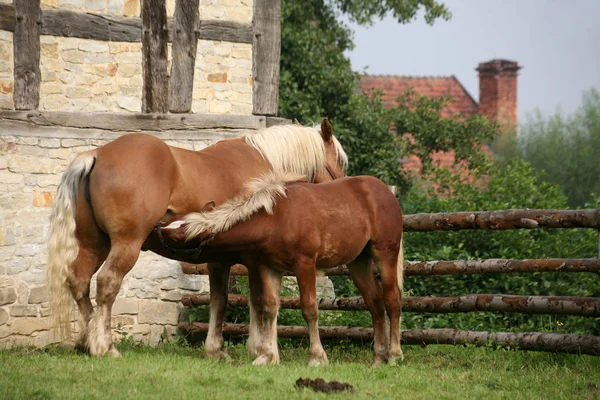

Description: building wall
[0,0,258,348]
[0,0,253,114]
[0,130,227,347]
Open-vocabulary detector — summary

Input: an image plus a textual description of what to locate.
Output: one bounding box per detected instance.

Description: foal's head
[313,119,347,183]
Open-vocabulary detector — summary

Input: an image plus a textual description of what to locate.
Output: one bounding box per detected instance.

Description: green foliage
[400,159,600,334]
[519,88,600,207]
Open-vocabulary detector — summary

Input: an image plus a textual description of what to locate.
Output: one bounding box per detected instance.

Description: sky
[345,0,600,124]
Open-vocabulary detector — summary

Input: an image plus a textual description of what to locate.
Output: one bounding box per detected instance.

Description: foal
[163,173,404,367]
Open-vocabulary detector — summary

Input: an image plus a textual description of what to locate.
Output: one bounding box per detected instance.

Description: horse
[47,119,347,357]
[161,172,404,367]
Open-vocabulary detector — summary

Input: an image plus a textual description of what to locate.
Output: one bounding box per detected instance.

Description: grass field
[1,340,599,400]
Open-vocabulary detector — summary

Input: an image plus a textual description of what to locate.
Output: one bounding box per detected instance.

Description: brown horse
[47,119,347,357]
[161,172,404,367]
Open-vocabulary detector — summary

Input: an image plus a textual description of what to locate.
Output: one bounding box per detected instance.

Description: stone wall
[0,128,233,348]
[0,1,253,114]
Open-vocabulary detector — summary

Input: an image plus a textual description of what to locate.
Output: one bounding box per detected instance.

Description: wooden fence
[179,209,600,356]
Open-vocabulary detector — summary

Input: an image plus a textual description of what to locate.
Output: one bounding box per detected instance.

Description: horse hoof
[206,349,229,360]
[308,356,328,367]
[108,347,122,358]
[252,354,272,366]
[371,358,386,368]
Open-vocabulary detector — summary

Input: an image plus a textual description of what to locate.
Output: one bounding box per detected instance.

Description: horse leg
[252,265,282,366]
[87,240,141,357]
[68,246,108,352]
[69,191,110,352]
[373,247,404,365]
[205,262,231,359]
[347,256,388,367]
[295,260,328,366]
[246,262,264,357]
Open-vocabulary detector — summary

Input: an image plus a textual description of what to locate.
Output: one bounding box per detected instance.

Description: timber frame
[0,0,281,125]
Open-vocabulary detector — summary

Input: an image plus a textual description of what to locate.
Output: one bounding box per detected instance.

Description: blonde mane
[244,124,348,181]
[182,171,304,240]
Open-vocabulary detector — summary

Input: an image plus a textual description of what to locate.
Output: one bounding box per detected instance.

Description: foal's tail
[397,236,404,295]
[47,152,96,340]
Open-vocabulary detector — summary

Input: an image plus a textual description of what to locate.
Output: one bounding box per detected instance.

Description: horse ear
[201,201,216,212]
[293,118,302,126]
[320,118,333,142]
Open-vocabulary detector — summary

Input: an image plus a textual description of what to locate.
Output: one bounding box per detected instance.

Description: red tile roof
[359,75,478,119]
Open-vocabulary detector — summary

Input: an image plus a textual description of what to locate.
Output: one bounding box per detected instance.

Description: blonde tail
[47,152,96,340]
[397,236,404,294]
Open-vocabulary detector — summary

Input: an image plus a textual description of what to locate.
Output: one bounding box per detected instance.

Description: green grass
[1,340,599,400]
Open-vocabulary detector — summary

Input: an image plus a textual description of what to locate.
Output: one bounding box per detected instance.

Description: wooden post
[141,0,169,113]
[169,0,199,113]
[13,0,41,110]
[252,0,281,116]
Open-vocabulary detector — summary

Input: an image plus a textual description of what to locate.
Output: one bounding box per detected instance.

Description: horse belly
[315,230,369,269]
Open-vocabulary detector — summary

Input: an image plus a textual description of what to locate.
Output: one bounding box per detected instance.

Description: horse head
[313,118,347,183]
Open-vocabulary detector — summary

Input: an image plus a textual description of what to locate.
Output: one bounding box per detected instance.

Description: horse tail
[47,152,96,340]
[397,235,404,295]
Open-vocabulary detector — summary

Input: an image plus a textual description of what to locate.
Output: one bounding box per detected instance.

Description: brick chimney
[476,59,521,133]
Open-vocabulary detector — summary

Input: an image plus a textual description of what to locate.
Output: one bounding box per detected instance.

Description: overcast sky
[345,0,600,124]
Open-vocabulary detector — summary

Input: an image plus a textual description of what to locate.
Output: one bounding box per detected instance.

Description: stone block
[84,0,106,12]
[32,190,54,207]
[38,138,61,148]
[61,50,87,64]
[0,171,23,184]
[11,317,50,335]
[138,300,179,325]
[29,286,51,304]
[41,42,59,59]
[14,244,41,257]
[112,297,139,315]
[116,95,141,112]
[0,288,17,306]
[207,72,227,83]
[65,86,91,99]
[0,308,7,325]
[9,304,38,317]
[61,139,87,147]
[123,0,139,16]
[209,100,231,114]
[48,147,72,159]
[160,290,183,302]
[0,79,12,94]
[7,155,64,174]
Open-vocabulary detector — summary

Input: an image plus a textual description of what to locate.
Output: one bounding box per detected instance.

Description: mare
[161,172,404,367]
[47,119,347,357]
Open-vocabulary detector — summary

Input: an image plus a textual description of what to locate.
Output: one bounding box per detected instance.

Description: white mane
[181,171,304,240]
[244,124,348,181]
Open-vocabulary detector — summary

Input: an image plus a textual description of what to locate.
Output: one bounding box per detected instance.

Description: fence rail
[182,258,600,277]
[179,323,600,356]
[182,293,600,317]
[181,208,600,355]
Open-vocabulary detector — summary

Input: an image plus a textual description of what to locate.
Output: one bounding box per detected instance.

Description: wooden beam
[0,110,266,131]
[42,8,142,42]
[180,323,600,356]
[196,20,252,43]
[252,0,281,116]
[169,0,199,113]
[141,0,169,113]
[0,4,15,32]
[13,0,41,110]
[0,4,253,43]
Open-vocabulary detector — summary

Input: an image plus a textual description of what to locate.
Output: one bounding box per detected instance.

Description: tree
[519,88,600,207]
[279,0,499,191]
